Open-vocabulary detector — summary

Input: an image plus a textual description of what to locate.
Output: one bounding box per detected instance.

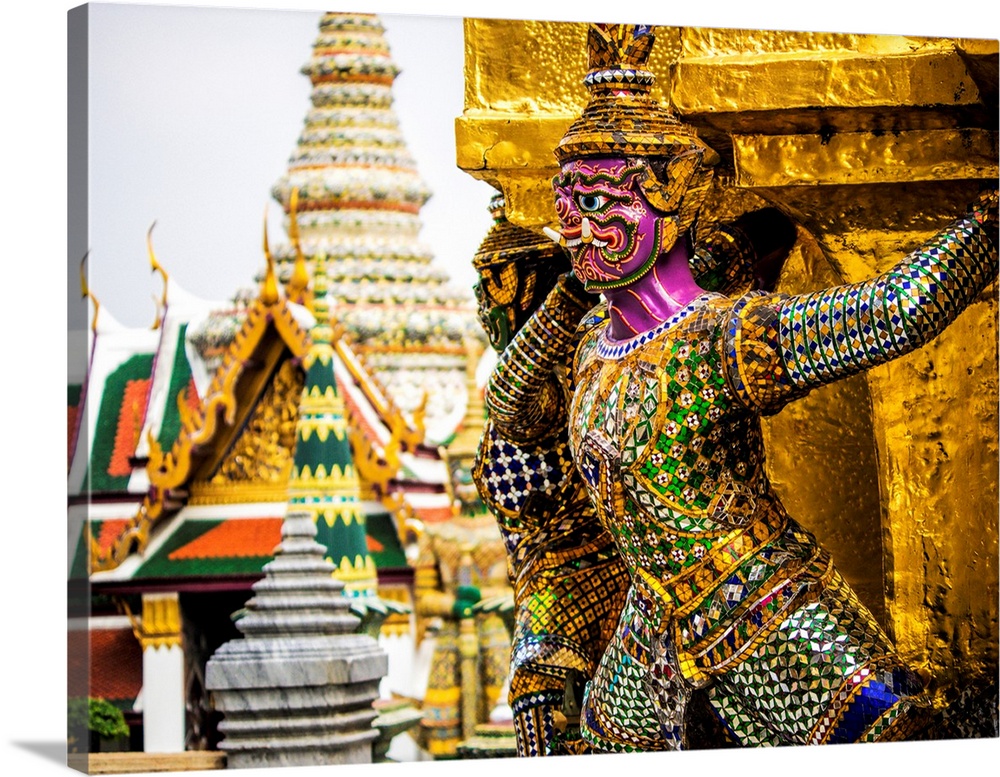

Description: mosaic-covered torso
[567,293,907,750]
[572,294,812,675]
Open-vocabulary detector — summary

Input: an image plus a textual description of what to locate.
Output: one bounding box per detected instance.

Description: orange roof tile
[413,506,454,524]
[108,378,150,477]
[168,518,283,560]
[185,376,200,413]
[96,519,131,553]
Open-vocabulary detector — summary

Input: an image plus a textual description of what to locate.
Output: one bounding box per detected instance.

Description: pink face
[553,157,675,291]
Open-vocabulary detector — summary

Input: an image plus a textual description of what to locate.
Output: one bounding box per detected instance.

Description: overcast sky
[77,3,496,329]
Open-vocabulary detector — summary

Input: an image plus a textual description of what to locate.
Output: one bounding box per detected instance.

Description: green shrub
[86,698,130,739]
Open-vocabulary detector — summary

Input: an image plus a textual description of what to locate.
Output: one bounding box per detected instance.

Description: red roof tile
[342,386,385,445]
[168,518,283,560]
[68,628,143,704]
[93,629,143,702]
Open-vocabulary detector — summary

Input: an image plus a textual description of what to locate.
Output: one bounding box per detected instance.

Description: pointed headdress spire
[583,23,657,93]
[556,23,720,232]
[556,23,719,165]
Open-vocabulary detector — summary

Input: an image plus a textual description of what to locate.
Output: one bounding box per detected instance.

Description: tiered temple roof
[68,20,493,747]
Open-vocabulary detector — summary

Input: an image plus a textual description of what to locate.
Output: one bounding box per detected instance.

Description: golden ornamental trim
[119,593,182,651]
[187,479,292,505]
[294,502,364,527]
[333,336,426,450]
[89,496,161,574]
[345,405,403,496]
[332,553,378,582]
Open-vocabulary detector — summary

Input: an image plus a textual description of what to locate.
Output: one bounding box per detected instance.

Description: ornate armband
[725,193,998,413]
[776,197,996,391]
[485,273,595,442]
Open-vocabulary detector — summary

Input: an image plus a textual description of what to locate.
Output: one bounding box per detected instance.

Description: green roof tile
[87,354,154,493]
[157,324,195,453]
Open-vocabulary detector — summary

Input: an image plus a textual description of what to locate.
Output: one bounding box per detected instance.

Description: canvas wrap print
[67,2,999,773]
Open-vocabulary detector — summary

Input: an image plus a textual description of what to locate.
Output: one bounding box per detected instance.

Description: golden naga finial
[261,209,280,306]
[329,319,347,345]
[286,188,312,308]
[147,222,169,330]
[80,251,100,332]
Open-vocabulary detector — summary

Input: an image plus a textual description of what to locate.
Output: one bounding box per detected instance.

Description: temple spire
[205,512,386,767]
[285,191,378,598]
[268,12,474,351]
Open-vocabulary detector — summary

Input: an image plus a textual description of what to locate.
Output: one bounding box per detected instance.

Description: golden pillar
[456,21,998,690]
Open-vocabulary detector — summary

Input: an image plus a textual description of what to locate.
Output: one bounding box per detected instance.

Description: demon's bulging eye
[577,194,608,213]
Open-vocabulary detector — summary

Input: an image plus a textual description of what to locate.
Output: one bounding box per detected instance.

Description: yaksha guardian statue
[483,23,998,751]
[475,192,802,754]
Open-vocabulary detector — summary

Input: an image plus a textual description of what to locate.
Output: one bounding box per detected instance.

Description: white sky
[3,1,998,777]
[78,3,497,329]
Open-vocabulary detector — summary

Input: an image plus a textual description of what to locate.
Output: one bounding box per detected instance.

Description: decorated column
[137,593,186,753]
